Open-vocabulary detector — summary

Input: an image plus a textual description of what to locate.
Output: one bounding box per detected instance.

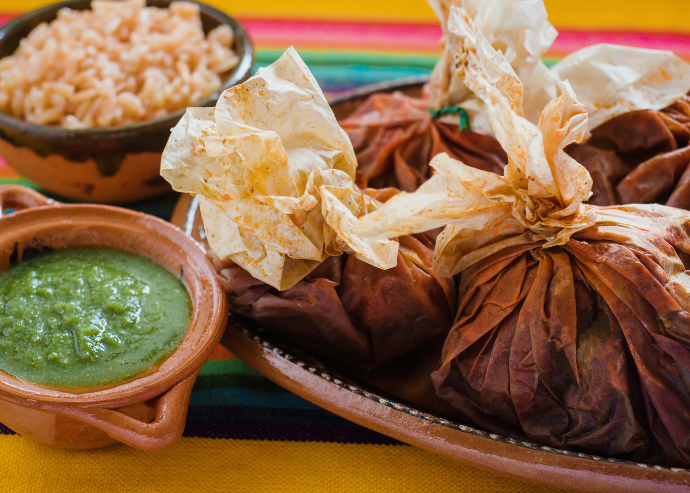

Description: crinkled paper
[550,44,690,136]
[428,0,690,137]
[355,7,596,277]
[427,0,557,130]
[161,47,397,290]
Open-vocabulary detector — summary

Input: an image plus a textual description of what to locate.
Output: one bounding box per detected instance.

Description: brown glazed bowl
[0,185,228,450]
[0,0,254,204]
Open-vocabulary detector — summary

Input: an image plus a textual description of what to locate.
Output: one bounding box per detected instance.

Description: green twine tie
[429,106,472,134]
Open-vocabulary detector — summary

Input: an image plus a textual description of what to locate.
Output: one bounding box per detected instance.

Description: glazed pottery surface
[168,78,690,493]
[0,0,254,204]
[0,144,168,203]
[0,185,228,450]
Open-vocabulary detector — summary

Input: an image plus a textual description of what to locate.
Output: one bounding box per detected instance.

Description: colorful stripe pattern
[0,4,688,492]
[247,20,690,94]
[0,359,402,444]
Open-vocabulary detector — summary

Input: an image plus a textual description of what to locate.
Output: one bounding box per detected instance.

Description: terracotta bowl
[0,185,228,451]
[0,0,254,204]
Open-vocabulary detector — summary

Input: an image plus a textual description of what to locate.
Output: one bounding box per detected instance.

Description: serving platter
[170,79,690,493]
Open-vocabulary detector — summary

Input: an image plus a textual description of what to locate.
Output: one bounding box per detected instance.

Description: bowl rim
[0,197,228,408]
[0,0,254,140]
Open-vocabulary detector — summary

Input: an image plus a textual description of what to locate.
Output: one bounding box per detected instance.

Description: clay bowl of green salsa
[0,184,228,450]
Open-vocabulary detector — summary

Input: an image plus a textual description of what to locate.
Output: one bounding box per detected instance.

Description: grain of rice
[0,0,239,128]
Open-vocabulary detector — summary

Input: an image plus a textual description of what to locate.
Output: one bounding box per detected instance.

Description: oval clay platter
[170,79,690,493]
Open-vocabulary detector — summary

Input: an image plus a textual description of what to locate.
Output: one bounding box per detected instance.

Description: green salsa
[0,248,191,389]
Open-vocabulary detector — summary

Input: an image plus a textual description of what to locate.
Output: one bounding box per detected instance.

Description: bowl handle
[0,185,53,217]
[47,371,199,451]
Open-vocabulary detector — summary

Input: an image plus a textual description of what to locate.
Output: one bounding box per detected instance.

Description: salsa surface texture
[0,248,191,389]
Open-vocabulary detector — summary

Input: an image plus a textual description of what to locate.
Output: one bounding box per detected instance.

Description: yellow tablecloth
[0,1,687,491]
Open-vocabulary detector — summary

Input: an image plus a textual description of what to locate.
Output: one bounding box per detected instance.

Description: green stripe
[0,178,38,189]
[256,49,439,69]
[189,387,318,408]
[252,64,432,91]
[194,373,291,393]
[256,49,560,70]
[198,358,265,378]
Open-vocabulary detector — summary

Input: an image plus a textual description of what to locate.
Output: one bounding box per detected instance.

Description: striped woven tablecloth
[1,1,689,491]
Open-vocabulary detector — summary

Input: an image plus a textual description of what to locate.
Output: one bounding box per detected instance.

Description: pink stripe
[549,30,690,58]
[0,160,14,173]
[0,14,16,25]
[239,18,442,53]
[240,19,690,58]
[1,12,690,57]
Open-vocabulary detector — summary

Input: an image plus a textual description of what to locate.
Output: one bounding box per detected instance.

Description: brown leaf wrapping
[355,7,690,466]
[568,93,690,209]
[434,207,690,465]
[211,219,456,372]
[162,48,456,371]
[340,92,507,192]
[337,0,569,193]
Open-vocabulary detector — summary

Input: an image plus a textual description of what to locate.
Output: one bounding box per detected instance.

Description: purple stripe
[182,405,403,444]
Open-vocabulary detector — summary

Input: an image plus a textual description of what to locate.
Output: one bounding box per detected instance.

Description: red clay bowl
[0,0,254,204]
[0,185,228,450]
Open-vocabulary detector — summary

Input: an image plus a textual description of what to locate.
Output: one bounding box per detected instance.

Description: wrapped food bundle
[339,0,558,192]
[528,17,690,208]
[341,92,507,191]
[356,8,690,466]
[567,93,690,208]
[210,221,455,371]
[161,48,456,371]
[345,0,690,199]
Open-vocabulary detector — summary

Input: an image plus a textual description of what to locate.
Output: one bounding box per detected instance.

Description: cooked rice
[0,0,240,128]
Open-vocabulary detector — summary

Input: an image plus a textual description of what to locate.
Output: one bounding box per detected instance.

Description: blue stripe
[189,388,319,409]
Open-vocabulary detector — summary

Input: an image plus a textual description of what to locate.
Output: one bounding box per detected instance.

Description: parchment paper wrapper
[162,48,456,372]
[356,7,595,271]
[356,7,690,466]
[427,0,557,131]
[338,0,536,192]
[161,47,397,290]
[429,1,690,135]
[551,44,690,137]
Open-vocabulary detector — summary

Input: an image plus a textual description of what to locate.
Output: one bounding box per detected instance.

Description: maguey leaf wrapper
[342,0,690,195]
[567,92,690,209]
[209,187,456,372]
[355,8,690,466]
[341,91,507,192]
[161,48,456,371]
